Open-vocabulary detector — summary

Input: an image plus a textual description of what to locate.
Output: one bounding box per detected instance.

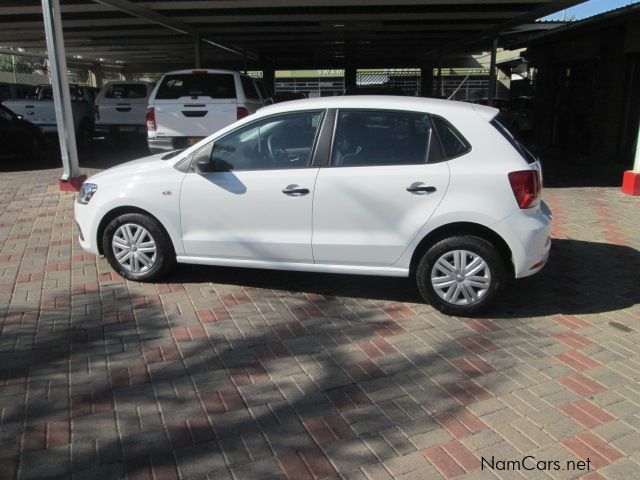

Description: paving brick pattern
[0,166,639,480]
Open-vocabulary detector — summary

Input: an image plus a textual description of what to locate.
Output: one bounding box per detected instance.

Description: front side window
[206,111,324,171]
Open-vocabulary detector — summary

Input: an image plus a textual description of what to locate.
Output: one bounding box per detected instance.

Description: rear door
[97,82,151,127]
[312,109,452,267]
[152,72,238,139]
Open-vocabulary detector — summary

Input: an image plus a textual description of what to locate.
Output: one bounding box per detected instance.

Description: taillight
[146,107,156,131]
[508,170,541,209]
[93,105,100,120]
[236,107,249,120]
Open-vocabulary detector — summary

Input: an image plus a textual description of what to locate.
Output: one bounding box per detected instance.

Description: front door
[312,109,452,267]
[180,110,325,262]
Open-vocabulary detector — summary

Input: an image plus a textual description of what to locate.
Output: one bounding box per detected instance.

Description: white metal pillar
[41,0,81,182]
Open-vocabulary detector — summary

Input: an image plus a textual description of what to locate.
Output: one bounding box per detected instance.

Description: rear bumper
[492,200,552,278]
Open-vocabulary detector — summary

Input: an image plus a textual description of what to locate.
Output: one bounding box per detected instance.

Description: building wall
[526,16,640,169]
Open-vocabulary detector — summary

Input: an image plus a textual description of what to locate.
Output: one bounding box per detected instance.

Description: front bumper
[74,200,99,255]
[492,200,552,278]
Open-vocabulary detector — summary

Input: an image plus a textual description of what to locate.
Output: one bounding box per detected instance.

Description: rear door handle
[406,184,437,193]
[282,185,310,196]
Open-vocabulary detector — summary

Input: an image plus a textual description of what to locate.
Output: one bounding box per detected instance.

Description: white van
[94,81,154,137]
[146,69,272,153]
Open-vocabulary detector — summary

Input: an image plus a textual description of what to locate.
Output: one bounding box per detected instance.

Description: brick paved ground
[1,160,639,480]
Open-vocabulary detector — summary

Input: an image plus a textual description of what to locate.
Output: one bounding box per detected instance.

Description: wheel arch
[96,205,175,256]
[409,222,514,277]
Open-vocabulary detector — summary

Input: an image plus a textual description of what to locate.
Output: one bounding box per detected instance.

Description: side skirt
[175,255,409,277]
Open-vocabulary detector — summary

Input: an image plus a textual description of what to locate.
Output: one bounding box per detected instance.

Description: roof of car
[258,95,498,120]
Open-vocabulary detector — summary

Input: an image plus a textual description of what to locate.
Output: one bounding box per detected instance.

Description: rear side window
[491,119,536,164]
[430,115,471,159]
[240,76,260,100]
[155,73,236,100]
[331,110,433,167]
[105,83,148,99]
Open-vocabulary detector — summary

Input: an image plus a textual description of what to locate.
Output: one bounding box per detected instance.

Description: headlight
[77,183,98,204]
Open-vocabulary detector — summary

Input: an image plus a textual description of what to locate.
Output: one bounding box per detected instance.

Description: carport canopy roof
[0,0,585,72]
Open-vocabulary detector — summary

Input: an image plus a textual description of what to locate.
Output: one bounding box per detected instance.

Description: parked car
[146,69,272,154]
[0,82,36,102]
[3,84,95,147]
[74,96,551,315]
[94,81,154,138]
[0,104,45,160]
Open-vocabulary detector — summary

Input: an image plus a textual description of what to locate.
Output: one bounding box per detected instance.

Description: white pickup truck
[94,81,154,138]
[146,69,273,153]
[2,84,96,147]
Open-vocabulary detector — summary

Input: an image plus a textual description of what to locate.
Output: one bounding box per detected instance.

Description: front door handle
[282,185,310,196]
[406,184,437,193]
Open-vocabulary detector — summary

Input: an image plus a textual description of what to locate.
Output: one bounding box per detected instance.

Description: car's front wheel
[416,236,507,316]
[102,213,175,282]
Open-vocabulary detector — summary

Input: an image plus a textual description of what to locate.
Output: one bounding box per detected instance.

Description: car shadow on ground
[163,239,640,318]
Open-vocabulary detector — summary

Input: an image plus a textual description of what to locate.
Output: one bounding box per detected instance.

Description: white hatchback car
[75,96,551,315]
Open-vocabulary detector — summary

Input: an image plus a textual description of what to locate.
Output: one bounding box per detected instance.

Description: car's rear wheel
[416,236,507,316]
[102,213,175,282]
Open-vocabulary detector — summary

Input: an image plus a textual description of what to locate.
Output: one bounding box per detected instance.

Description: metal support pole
[420,65,434,97]
[41,0,81,183]
[488,37,498,107]
[194,33,202,68]
[436,50,442,98]
[344,66,357,92]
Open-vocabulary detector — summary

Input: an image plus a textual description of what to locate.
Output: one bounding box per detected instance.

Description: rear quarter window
[430,115,471,159]
[155,73,236,100]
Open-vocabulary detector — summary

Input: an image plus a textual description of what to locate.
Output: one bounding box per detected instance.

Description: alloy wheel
[430,249,492,306]
[111,223,157,273]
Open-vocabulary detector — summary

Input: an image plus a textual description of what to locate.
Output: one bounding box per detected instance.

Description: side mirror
[194,156,233,173]
[194,157,212,173]
[16,114,23,121]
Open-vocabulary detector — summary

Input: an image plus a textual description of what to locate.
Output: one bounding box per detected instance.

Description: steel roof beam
[92,0,258,60]
[422,0,587,58]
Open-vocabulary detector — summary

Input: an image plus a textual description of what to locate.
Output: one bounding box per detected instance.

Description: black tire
[102,213,175,282]
[416,235,507,316]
